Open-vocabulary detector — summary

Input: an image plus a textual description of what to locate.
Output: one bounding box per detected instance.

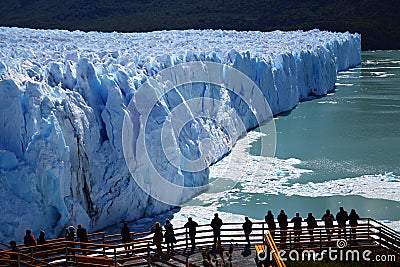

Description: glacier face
[0,27,361,241]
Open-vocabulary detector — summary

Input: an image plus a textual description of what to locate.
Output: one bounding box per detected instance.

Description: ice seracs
[0,27,361,240]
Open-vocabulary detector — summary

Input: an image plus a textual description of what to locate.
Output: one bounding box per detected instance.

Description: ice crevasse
[0,27,361,240]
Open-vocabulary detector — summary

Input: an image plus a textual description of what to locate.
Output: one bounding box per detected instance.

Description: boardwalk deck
[0,218,398,266]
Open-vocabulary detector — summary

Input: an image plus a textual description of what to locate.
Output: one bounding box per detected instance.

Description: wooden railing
[0,218,398,266]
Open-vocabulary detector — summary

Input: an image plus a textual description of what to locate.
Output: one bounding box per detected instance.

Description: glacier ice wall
[0,27,361,240]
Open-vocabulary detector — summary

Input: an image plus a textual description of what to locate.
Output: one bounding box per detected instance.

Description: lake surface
[184,50,400,225]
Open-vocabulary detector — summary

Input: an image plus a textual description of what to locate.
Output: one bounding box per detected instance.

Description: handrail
[365,218,400,239]
[0,218,398,267]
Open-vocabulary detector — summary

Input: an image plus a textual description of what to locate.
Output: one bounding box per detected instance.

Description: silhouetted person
[211,213,223,246]
[348,209,360,240]
[242,216,253,247]
[37,230,49,257]
[304,212,318,242]
[24,229,36,248]
[277,210,288,246]
[164,218,176,254]
[65,226,75,260]
[291,212,302,243]
[121,222,133,252]
[9,240,20,267]
[336,207,348,238]
[151,222,163,251]
[184,217,199,251]
[37,230,46,245]
[77,224,89,254]
[265,210,276,237]
[322,209,335,241]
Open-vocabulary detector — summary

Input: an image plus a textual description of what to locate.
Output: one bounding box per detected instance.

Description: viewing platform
[0,218,398,266]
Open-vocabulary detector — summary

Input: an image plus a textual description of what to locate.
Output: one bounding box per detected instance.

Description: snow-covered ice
[0,27,361,240]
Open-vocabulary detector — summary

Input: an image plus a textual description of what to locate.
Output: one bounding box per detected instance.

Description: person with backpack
[164,218,176,254]
[151,222,163,251]
[265,210,276,237]
[304,212,318,242]
[336,207,349,238]
[322,209,335,241]
[211,213,223,246]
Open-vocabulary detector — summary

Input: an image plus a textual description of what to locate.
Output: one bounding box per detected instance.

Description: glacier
[0,27,361,241]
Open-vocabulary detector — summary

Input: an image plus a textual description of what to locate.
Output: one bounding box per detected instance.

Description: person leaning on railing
[321,209,335,242]
[9,240,20,267]
[291,212,302,244]
[348,209,360,240]
[37,230,49,257]
[304,212,318,242]
[277,210,288,247]
[336,207,349,239]
[265,210,276,238]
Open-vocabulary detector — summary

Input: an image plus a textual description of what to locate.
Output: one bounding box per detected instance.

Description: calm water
[214,50,400,221]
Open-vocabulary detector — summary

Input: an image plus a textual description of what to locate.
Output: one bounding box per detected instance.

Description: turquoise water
[215,51,400,221]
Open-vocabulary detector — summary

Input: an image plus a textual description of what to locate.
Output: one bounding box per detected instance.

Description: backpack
[326,214,334,224]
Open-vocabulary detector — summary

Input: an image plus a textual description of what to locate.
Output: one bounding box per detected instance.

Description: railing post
[319,229,322,251]
[367,218,370,243]
[17,253,21,267]
[185,228,188,249]
[147,242,151,267]
[65,244,68,262]
[262,222,265,243]
[186,255,189,267]
[349,228,352,248]
[114,247,117,267]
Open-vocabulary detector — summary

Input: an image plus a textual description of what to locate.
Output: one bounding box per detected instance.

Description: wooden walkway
[0,218,398,266]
